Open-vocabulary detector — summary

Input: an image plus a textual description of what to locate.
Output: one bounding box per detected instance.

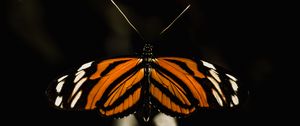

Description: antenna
[160,4,191,35]
[111,0,145,41]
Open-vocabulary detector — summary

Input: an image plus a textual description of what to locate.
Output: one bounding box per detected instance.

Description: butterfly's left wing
[150,57,245,117]
[46,57,144,118]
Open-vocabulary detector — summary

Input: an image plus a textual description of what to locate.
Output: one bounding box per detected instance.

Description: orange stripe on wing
[90,58,134,80]
[99,87,141,116]
[158,57,205,79]
[150,83,195,115]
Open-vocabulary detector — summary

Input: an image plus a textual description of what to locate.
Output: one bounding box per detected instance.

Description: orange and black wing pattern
[150,57,241,116]
[46,57,144,118]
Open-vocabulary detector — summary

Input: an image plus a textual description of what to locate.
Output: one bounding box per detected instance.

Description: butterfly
[46,43,243,117]
[46,0,247,122]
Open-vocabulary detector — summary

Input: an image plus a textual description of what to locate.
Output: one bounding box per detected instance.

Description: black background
[3,0,293,125]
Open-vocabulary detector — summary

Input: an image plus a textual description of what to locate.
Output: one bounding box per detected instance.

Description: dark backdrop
[3,0,292,125]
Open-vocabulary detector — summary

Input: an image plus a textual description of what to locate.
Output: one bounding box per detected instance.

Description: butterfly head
[142,44,153,56]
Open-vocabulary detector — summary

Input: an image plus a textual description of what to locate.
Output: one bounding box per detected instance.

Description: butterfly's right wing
[150,57,247,117]
[46,57,144,118]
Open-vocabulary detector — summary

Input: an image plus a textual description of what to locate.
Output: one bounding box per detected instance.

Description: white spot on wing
[71,77,87,97]
[226,74,237,81]
[207,76,225,101]
[138,58,143,63]
[77,61,94,71]
[229,79,238,92]
[55,96,63,107]
[212,89,223,106]
[232,95,239,105]
[56,81,65,93]
[201,60,216,70]
[71,90,82,108]
[74,70,85,83]
[153,113,177,126]
[209,69,221,82]
[57,75,68,82]
[113,114,138,126]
